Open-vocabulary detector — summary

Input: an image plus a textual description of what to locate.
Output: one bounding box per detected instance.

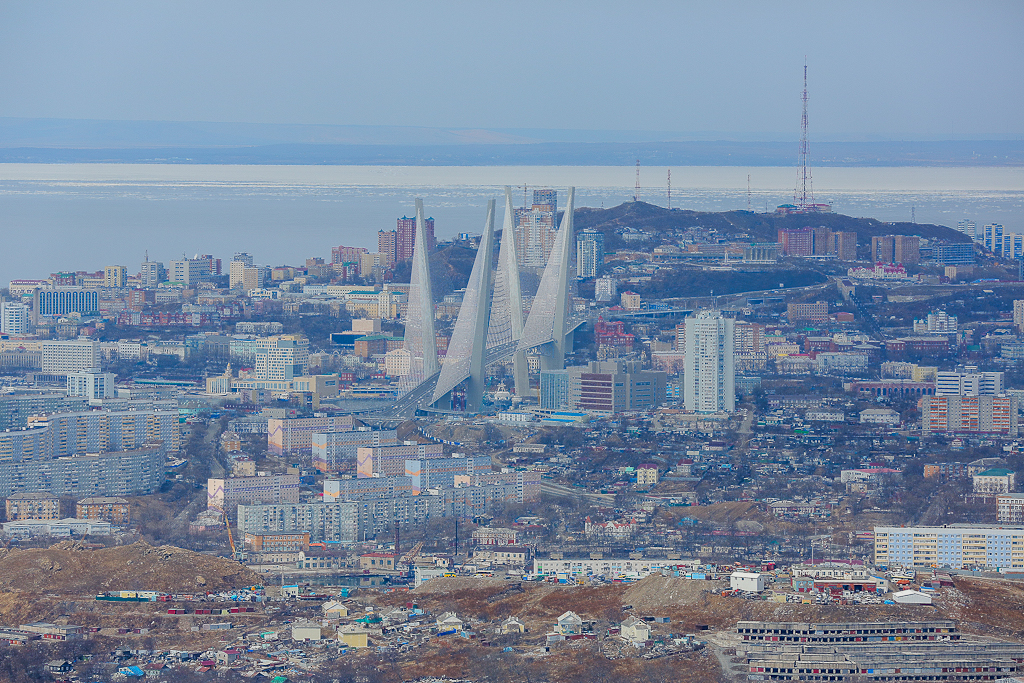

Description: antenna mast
[634,160,641,202]
[747,174,752,212]
[667,169,671,209]
[797,59,812,207]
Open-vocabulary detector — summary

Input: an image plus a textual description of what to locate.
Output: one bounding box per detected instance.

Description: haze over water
[0,163,1021,282]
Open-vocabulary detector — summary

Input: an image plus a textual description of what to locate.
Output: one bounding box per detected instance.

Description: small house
[291,621,322,641]
[555,611,582,636]
[620,616,651,645]
[322,600,349,619]
[500,616,526,634]
[730,571,766,593]
[436,612,464,632]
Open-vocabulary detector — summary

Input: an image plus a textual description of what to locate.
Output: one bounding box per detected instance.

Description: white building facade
[683,310,735,413]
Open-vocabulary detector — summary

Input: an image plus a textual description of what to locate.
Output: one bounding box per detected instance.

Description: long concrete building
[874,524,1024,570]
[0,444,165,498]
[207,474,299,516]
[268,415,354,455]
[312,428,398,473]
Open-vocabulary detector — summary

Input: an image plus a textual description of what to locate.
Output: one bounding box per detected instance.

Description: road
[540,481,616,506]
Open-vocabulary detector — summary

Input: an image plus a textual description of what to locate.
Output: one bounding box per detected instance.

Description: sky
[0,1,1022,140]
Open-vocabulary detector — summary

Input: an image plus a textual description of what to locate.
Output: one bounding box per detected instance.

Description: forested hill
[571,202,969,251]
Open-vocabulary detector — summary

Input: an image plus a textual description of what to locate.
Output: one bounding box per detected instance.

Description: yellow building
[6,492,61,520]
[104,265,128,288]
[339,631,368,648]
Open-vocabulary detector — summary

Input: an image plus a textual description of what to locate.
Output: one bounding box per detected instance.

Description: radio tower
[667,169,671,209]
[796,59,812,208]
[634,160,641,202]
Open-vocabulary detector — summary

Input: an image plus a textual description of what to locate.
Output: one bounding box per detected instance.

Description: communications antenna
[911,206,916,224]
[667,169,671,209]
[796,59,813,207]
[634,160,641,202]
[522,185,528,209]
[747,174,752,211]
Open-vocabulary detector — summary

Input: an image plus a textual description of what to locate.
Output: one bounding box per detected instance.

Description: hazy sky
[1,1,1021,139]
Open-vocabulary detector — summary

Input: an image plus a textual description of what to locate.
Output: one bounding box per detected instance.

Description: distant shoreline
[1,139,1023,168]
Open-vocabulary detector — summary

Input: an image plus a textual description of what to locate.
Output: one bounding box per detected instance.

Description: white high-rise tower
[683,309,735,413]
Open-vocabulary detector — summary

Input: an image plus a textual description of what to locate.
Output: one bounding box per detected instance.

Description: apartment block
[832,231,858,261]
[24,408,181,457]
[76,497,131,525]
[207,474,300,515]
[5,492,61,521]
[777,228,813,257]
[920,395,1018,436]
[323,476,414,502]
[997,494,1024,524]
[267,415,354,456]
[356,443,444,478]
[41,340,101,374]
[236,501,360,544]
[0,445,165,498]
[405,455,493,494]
[312,429,399,473]
[874,524,1024,570]
[565,360,667,414]
[242,532,310,552]
[0,393,88,431]
[66,369,116,400]
[786,301,828,323]
[935,370,1003,396]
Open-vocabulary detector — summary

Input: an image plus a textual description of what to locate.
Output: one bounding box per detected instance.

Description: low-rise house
[501,616,525,634]
[338,628,369,648]
[436,612,464,632]
[359,552,396,571]
[291,621,322,641]
[620,616,651,644]
[730,571,766,593]
[322,600,349,619]
[555,611,582,636]
[974,468,1016,494]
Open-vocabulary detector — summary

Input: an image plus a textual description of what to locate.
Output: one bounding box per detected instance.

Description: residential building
[331,245,368,270]
[777,228,813,257]
[21,408,180,457]
[228,260,248,289]
[103,266,128,288]
[243,532,310,552]
[267,415,354,456]
[595,276,617,302]
[3,518,111,537]
[405,454,493,494]
[1015,300,1024,334]
[323,476,413,502]
[236,501,360,544]
[973,468,1016,494]
[0,393,88,431]
[620,291,641,311]
[356,443,444,478]
[359,552,395,571]
[787,301,828,323]
[958,219,977,238]
[540,370,571,410]
[636,463,658,487]
[921,395,1018,436]
[207,474,300,514]
[859,408,900,425]
[917,310,958,333]
[576,229,604,278]
[1,302,30,335]
[832,231,857,261]
[33,287,99,319]
[76,497,131,525]
[983,223,1004,252]
[41,340,101,374]
[934,242,975,266]
[0,445,165,498]
[997,494,1024,524]
[253,335,309,381]
[515,190,557,268]
[66,369,116,400]
[874,524,1024,570]
[140,260,165,288]
[396,215,434,262]
[683,310,735,413]
[894,235,920,264]
[5,492,61,521]
[378,230,397,268]
[312,428,399,473]
[565,360,666,414]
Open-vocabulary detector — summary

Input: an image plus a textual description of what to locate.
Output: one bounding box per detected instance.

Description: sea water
[0,163,1021,281]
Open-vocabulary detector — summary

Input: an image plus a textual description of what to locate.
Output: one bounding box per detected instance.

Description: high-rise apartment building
[396,216,434,262]
[515,190,558,268]
[267,415,354,456]
[331,245,368,268]
[207,474,299,516]
[733,321,765,355]
[0,445,165,498]
[1001,233,1024,260]
[894,235,920,264]
[312,428,399,473]
[378,230,397,268]
[920,395,1017,436]
[958,220,977,238]
[1,302,30,335]
[41,340,101,374]
[777,228,813,257]
[242,266,267,292]
[140,260,165,288]
[232,252,254,267]
[1015,300,1024,334]
[229,260,247,289]
[253,335,309,381]
[832,231,858,261]
[595,276,617,302]
[683,310,735,413]
[576,229,604,278]
[871,236,895,264]
[103,266,128,288]
[984,224,1004,252]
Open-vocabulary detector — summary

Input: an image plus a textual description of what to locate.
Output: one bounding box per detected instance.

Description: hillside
[573,202,970,250]
[0,540,260,594]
